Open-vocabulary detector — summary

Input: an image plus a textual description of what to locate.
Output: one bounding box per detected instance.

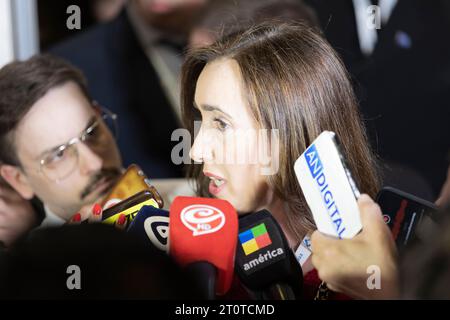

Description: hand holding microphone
[311,194,399,299]
[68,202,128,230]
[68,164,163,229]
[294,131,398,299]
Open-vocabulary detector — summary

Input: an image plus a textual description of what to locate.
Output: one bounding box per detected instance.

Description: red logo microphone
[169,197,238,296]
[180,204,226,236]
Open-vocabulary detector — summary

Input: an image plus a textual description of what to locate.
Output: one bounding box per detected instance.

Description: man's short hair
[0,54,91,166]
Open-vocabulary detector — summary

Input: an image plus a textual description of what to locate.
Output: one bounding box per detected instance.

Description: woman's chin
[212,191,259,215]
[229,200,256,215]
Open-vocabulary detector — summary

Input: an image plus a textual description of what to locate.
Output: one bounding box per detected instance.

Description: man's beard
[80,168,122,200]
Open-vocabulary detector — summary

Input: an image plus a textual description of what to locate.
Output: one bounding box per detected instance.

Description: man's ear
[0,164,35,200]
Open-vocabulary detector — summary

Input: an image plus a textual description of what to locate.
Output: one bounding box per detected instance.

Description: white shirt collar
[352,0,398,55]
[39,204,66,229]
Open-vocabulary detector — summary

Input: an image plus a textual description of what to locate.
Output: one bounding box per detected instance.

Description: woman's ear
[0,164,35,199]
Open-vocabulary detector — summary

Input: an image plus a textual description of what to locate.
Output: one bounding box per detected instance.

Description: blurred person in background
[304,0,450,200]
[189,0,319,48]
[92,0,127,22]
[50,0,208,179]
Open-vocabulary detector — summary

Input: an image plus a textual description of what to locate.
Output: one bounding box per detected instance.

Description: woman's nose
[189,128,214,164]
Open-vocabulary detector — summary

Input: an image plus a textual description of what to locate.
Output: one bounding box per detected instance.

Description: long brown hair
[181,22,380,242]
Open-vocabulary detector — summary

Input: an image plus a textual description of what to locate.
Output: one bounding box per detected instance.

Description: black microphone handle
[263,282,296,300]
[185,261,217,300]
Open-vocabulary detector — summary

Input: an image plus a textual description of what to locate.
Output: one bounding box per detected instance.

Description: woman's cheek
[229,168,254,205]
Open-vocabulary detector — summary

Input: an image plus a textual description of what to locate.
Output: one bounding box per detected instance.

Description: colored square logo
[252,223,267,237]
[239,223,272,255]
[242,239,258,255]
[238,229,253,244]
[255,232,272,248]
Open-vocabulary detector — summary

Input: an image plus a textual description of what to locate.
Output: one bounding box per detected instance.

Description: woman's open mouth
[204,171,226,196]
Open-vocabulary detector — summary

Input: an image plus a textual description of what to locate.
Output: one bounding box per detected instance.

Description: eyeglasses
[38,105,118,182]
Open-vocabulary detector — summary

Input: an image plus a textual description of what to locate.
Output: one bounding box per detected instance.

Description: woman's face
[190,58,274,214]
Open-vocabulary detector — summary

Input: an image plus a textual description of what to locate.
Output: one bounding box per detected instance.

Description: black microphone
[235,210,303,300]
[127,205,169,252]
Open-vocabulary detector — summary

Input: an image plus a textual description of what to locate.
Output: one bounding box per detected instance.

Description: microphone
[169,196,238,299]
[235,210,303,300]
[127,205,169,253]
[101,190,160,226]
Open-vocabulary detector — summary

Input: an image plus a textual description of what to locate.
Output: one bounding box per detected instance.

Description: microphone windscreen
[127,205,169,252]
[235,210,303,296]
[169,196,238,295]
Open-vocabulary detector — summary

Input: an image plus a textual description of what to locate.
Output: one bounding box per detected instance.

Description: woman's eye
[213,118,230,131]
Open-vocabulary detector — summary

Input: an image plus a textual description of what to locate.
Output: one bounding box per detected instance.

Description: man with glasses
[0,54,123,229]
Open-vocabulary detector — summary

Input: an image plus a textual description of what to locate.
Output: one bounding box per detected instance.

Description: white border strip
[0,0,15,68]
[12,0,40,60]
